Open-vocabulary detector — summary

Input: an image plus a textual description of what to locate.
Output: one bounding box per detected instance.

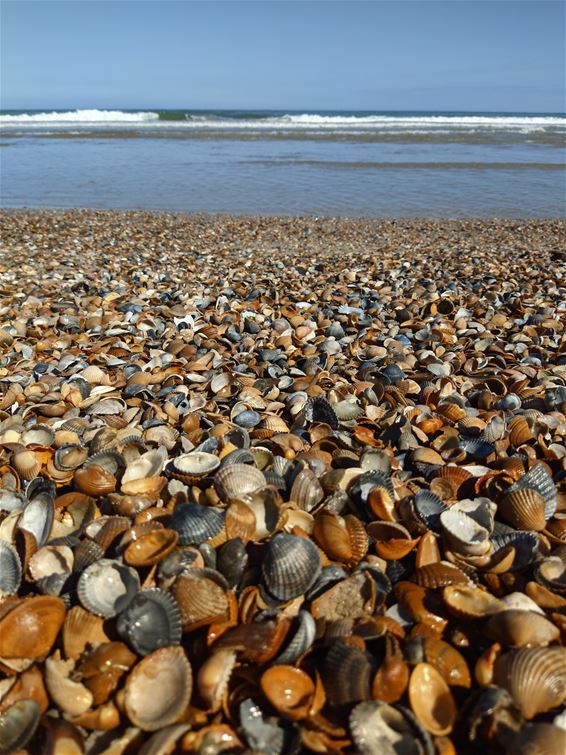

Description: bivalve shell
[214,463,266,501]
[408,663,456,736]
[261,533,322,600]
[167,451,220,483]
[494,646,566,718]
[117,588,182,655]
[77,558,140,617]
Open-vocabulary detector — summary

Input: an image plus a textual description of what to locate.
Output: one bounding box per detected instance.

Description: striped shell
[214,464,266,501]
[261,533,322,600]
[117,588,182,656]
[171,503,225,546]
[499,487,548,531]
[0,540,22,597]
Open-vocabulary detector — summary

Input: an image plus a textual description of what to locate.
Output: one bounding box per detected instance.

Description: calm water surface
[1,110,564,216]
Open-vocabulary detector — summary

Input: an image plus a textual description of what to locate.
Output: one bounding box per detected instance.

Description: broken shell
[196,649,237,711]
[124,646,193,731]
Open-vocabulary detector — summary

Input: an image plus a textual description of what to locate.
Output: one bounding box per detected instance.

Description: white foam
[0,109,159,124]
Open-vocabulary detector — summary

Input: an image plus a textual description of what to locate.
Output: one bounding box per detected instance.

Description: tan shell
[442,584,504,618]
[196,649,237,711]
[172,570,231,631]
[508,416,533,447]
[0,596,66,660]
[74,464,117,497]
[123,528,179,567]
[44,653,93,717]
[260,665,316,720]
[11,450,41,481]
[313,511,353,562]
[62,606,111,660]
[486,609,560,647]
[408,662,456,736]
[499,487,548,531]
[371,656,409,703]
[124,646,192,731]
[214,464,266,501]
[494,646,566,719]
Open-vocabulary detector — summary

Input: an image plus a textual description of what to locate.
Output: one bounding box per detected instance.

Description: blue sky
[1,1,564,112]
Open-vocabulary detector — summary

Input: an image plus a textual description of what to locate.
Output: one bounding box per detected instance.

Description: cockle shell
[0,541,22,597]
[261,533,322,600]
[124,646,193,731]
[77,559,140,617]
[166,451,220,482]
[214,463,266,500]
[260,665,316,720]
[117,588,182,655]
[494,646,566,718]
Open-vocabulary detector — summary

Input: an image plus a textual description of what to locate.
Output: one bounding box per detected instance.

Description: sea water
[1,109,564,216]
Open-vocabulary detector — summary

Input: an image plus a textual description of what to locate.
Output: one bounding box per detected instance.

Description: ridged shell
[77,559,140,617]
[12,450,41,481]
[275,610,316,665]
[124,646,193,731]
[304,397,339,429]
[290,466,324,512]
[117,588,182,656]
[0,540,22,597]
[214,463,266,500]
[53,444,89,471]
[408,663,456,736]
[494,646,566,718]
[167,451,220,482]
[350,700,434,755]
[505,463,556,519]
[172,568,231,630]
[412,562,469,589]
[499,487,548,531]
[261,533,322,600]
[171,502,225,545]
[333,399,364,420]
[413,490,448,532]
[508,416,533,446]
[322,642,374,706]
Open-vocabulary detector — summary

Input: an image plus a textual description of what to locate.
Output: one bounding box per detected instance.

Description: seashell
[124,646,193,731]
[412,562,469,589]
[123,528,179,567]
[534,556,566,594]
[62,605,111,660]
[413,490,448,532]
[74,464,117,497]
[28,544,74,581]
[304,397,339,428]
[289,465,324,512]
[505,463,556,520]
[167,451,220,483]
[442,584,503,618]
[499,487,548,531]
[494,646,566,718]
[239,697,286,754]
[408,663,456,736]
[333,399,364,420]
[261,533,322,600]
[17,492,54,548]
[350,700,434,755]
[233,409,262,428]
[508,415,533,446]
[372,656,409,703]
[322,642,374,706]
[274,609,316,665]
[440,508,490,555]
[197,649,237,711]
[310,570,378,622]
[369,521,418,560]
[313,510,353,562]
[502,591,545,614]
[459,438,495,460]
[44,653,93,717]
[486,609,560,646]
[515,724,566,755]
[216,537,248,588]
[77,641,137,705]
[83,449,126,475]
[172,568,231,630]
[0,596,66,660]
[11,450,41,481]
[21,425,55,447]
[171,502,226,545]
[0,700,41,754]
[0,540,22,597]
[53,444,89,471]
[214,463,266,501]
[77,558,140,617]
[117,588,182,655]
[261,665,316,720]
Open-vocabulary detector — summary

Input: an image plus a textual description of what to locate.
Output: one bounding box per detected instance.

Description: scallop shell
[117,588,182,656]
[494,646,566,719]
[167,451,220,483]
[214,463,266,502]
[505,463,556,519]
[408,663,456,736]
[124,646,193,731]
[0,540,22,597]
[171,502,226,545]
[77,558,140,617]
[261,533,322,600]
[499,487,548,531]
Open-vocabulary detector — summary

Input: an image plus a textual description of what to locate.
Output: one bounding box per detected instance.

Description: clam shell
[0,700,41,754]
[274,609,316,665]
[408,663,456,736]
[21,425,55,447]
[74,464,117,497]
[440,509,491,555]
[412,562,469,589]
[123,528,179,567]
[289,466,324,512]
[260,665,315,720]
[486,609,560,646]
[117,588,182,656]
[12,450,40,481]
[172,568,231,630]
[197,649,237,711]
[508,416,533,447]
[304,397,339,429]
[350,700,434,755]
[413,490,448,532]
[442,584,503,618]
[214,463,266,501]
[534,556,566,594]
[0,540,22,597]
[171,502,225,545]
[499,487,548,531]
[18,493,54,548]
[0,596,66,660]
[53,444,89,472]
[124,646,193,731]
[77,558,140,617]
[322,642,374,706]
[167,451,220,482]
[506,463,557,520]
[494,646,566,718]
[261,533,322,600]
[62,605,111,660]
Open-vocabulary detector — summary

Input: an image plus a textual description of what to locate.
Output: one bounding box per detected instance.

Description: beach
[0,208,565,753]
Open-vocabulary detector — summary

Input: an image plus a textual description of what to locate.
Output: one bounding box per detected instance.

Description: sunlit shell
[167,451,220,482]
[124,646,192,731]
[0,596,66,660]
[369,521,418,560]
[290,466,324,512]
[197,649,237,711]
[442,584,503,618]
[28,544,74,582]
[412,562,469,589]
[261,665,316,720]
[62,606,111,660]
[313,511,353,562]
[440,509,490,556]
[21,425,55,447]
[77,558,140,617]
[505,463,557,519]
[508,416,533,447]
[0,541,22,597]
[486,609,560,646]
[123,528,179,567]
[44,653,93,717]
[534,556,566,594]
[11,450,41,481]
[53,444,89,471]
[117,588,182,655]
[74,464,117,497]
[408,663,456,736]
[372,656,409,703]
[499,487,548,531]
[214,463,266,501]
[494,646,566,719]
[350,700,433,755]
[261,533,322,600]
[171,502,226,545]
[0,700,41,754]
[172,568,231,630]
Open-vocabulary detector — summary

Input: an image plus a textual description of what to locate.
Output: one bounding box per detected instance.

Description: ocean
[1,109,564,217]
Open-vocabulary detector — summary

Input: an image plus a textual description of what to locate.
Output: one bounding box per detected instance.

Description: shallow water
[1,110,564,216]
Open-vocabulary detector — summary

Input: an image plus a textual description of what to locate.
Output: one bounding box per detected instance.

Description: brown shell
[499,487,548,531]
[74,464,117,497]
[224,500,257,544]
[260,665,316,720]
[408,662,456,736]
[63,605,111,660]
[442,584,504,618]
[123,528,179,567]
[420,637,472,688]
[0,596,66,660]
[412,562,469,590]
[11,450,41,481]
[486,609,560,647]
[313,511,353,562]
[371,656,409,703]
[124,646,193,731]
[172,570,231,631]
[508,416,533,447]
